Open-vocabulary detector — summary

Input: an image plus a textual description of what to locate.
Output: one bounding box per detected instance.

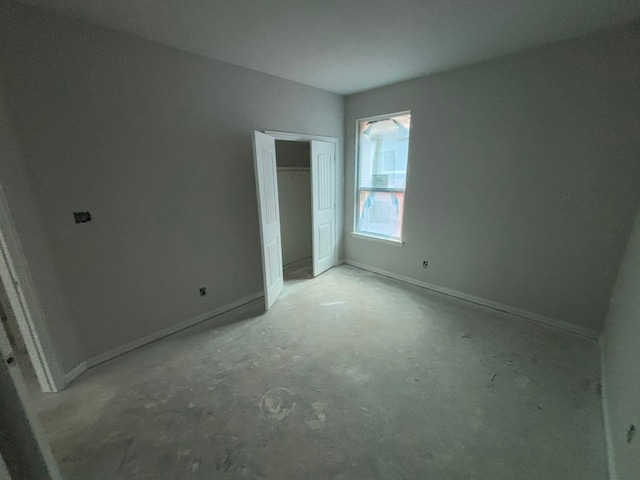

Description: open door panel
[252,131,284,309]
[311,140,337,277]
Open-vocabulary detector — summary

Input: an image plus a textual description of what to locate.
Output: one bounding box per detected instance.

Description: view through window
[356,112,411,241]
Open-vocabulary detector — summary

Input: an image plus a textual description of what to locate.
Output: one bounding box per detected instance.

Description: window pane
[356,113,410,240]
[357,190,405,238]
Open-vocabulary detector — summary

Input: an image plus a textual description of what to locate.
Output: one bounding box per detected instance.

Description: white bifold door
[311,140,337,277]
[252,131,284,310]
[253,132,337,310]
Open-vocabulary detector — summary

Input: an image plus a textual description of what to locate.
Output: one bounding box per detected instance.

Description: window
[355,112,411,242]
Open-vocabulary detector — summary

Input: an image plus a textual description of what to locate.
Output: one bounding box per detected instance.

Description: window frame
[353,110,412,245]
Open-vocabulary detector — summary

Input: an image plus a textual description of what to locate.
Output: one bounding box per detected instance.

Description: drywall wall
[344,24,640,332]
[276,141,311,169]
[0,1,343,362]
[0,85,81,380]
[601,204,640,480]
[276,141,312,266]
[276,170,312,265]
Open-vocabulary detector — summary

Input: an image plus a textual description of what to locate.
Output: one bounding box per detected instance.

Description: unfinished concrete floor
[26,265,607,479]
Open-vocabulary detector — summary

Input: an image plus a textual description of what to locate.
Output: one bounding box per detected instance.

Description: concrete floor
[25,264,608,479]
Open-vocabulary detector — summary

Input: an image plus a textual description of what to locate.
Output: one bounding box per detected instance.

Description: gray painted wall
[0,2,344,363]
[276,170,312,266]
[602,204,640,480]
[276,140,311,169]
[344,24,640,332]
[276,141,312,266]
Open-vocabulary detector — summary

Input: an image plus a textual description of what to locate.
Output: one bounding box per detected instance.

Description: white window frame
[352,111,411,245]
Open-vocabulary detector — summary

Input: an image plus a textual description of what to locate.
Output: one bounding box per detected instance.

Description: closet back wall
[276,141,312,266]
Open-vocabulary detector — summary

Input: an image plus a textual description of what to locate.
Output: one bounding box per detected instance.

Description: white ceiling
[18,0,640,94]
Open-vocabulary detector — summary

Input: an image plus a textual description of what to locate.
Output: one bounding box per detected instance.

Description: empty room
[0,0,639,479]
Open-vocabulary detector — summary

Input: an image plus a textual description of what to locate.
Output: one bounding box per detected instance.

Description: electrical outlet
[422,260,429,269]
[199,287,207,297]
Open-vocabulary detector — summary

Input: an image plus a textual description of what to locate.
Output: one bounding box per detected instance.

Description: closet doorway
[252,131,338,310]
[275,140,313,280]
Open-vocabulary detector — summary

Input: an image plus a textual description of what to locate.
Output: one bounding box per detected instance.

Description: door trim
[264,131,338,144]
[0,310,63,478]
[0,186,64,392]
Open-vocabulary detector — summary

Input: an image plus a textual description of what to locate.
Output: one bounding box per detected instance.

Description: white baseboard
[63,361,87,385]
[63,291,263,383]
[343,260,598,340]
[87,291,264,368]
[599,337,617,480]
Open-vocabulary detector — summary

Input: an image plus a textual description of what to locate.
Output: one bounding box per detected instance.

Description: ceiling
[18,0,640,95]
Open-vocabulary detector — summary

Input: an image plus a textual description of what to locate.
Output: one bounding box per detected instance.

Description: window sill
[350,232,404,246]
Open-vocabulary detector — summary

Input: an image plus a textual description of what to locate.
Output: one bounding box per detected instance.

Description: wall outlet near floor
[199,287,207,297]
[422,260,429,269]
